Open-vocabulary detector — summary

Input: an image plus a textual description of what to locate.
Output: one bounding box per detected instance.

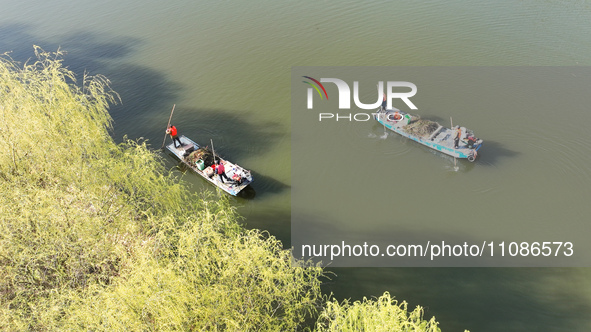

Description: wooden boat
[166,135,253,195]
[374,107,483,162]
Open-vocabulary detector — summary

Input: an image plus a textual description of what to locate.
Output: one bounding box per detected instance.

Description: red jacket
[168,126,178,137]
[216,163,225,174]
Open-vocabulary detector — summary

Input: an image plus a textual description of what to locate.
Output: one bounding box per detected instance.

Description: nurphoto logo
[303,76,418,121]
[303,76,418,111]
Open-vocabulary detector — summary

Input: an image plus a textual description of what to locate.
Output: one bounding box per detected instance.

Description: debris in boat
[403,119,440,138]
[186,147,215,167]
[168,136,254,196]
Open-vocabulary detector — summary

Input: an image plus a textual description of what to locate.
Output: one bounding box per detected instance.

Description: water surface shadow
[166,107,286,161]
[248,171,290,199]
[0,23,180,143]
[476,139,520,166]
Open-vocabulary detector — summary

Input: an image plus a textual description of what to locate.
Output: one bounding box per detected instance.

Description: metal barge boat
[374,107,483,162]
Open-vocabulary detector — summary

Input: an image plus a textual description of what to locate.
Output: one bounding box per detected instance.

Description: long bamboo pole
[211,139,219,183]
[210,139,216,164]
[160,104,176,149]
[451,116,457,169]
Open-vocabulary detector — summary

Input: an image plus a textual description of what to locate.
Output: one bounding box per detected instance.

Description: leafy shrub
[0,48,322,331]
[316,292,469,332]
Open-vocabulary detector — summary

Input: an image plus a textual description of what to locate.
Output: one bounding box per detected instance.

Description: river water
[2,1,591,330]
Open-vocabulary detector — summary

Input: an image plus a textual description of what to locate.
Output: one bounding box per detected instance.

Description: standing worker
[454,126,462,149]
[166,124,182,148]
[215,159,231,184]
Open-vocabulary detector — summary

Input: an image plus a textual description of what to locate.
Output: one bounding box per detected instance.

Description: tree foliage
[0,48,323,331]
[316,292,469,332]
[0,48,463,331]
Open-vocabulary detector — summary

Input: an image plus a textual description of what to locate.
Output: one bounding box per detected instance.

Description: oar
[160,104,176,149]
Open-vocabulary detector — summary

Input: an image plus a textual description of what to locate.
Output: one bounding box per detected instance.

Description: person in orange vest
[454,126,462,149]
[215,159,231,183]
[166,124,182,148]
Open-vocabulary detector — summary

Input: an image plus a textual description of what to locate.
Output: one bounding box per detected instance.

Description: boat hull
[374,109,482,161]
[166,135,253,196]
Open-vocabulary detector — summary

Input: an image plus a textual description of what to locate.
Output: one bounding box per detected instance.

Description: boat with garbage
[166,135,253,195]
[374,107,483,162]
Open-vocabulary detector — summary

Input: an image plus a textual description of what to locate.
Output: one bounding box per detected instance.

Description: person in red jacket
[215,159,231,184]
[166,124,182,148]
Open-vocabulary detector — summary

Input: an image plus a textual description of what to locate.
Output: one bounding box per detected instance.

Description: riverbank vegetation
[0,48,463,331]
